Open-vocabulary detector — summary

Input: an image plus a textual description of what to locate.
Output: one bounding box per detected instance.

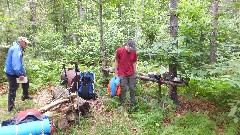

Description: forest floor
[0,83,231,134]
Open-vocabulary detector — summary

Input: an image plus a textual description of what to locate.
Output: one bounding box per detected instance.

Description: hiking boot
[21,96,33,101]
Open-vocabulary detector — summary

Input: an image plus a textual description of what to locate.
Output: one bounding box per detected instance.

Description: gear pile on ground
[34,86,94,130]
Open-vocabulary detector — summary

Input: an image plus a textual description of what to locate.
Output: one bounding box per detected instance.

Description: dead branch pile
[37,86,91,130]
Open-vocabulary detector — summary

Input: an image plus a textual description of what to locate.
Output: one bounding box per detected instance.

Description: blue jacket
[4,41,26,77]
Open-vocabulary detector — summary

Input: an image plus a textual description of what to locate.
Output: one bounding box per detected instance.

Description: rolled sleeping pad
[0,118,51,135]
[108,76,121,96]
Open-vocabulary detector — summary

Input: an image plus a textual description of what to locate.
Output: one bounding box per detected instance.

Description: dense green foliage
[0,0,239,134]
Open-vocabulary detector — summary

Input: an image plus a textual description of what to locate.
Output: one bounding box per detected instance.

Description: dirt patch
[175,96,226,133]
[175,96,217,115]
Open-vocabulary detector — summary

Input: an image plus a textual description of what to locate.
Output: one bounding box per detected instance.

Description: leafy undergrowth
[0,84,239,135]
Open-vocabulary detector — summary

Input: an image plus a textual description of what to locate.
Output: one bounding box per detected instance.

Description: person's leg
[129,74,137,105]
[21,80,30,101]
[119,76,128,105]
[6,74,19,111]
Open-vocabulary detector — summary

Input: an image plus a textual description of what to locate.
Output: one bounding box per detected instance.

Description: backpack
[78,72,97,100]
[0,109,55,135]
[108,76,121,97]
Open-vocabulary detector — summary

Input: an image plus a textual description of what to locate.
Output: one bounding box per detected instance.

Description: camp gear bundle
[108,76,121,97]
[60,62,97,100]
[0,109,55,135]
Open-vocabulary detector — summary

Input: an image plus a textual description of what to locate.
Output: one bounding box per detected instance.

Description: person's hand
[19,75,25,81]
[114,70,118,76]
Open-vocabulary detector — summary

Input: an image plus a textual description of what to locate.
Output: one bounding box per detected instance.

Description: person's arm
[114,59,118,75]
[115,49,119,75]
[133,51,138,74]
[12,48,25,77]
[133,62,137,73]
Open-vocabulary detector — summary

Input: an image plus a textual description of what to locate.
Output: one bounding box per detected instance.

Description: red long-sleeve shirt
[115,47,137,76]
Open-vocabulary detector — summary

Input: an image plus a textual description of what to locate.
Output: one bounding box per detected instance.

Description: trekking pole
[74,62,81,124]
[70,61,80,123]
[61,63,68,89]
[74,62,79,90]
[72,62,82,124]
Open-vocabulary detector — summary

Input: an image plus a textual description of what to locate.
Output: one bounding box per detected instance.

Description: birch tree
[210,1,219,64]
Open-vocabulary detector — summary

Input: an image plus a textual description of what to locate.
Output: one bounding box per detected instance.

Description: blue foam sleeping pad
[0,118,51,135]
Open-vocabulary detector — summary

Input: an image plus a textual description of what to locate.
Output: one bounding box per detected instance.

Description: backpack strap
[15,117,45,135]
[16,124,18,135]
[41,120,44,135]
[80,72,94,84]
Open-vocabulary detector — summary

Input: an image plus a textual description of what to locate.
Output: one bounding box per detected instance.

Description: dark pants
[6,74,29,111]
[119,74,136,105]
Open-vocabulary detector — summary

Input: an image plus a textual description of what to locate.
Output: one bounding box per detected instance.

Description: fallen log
[102,66,188,86]
[38,99,69,114]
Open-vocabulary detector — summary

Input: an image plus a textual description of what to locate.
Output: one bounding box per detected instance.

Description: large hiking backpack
[0,109,55,135]
[78,72,97,100]
[108,76,121,97]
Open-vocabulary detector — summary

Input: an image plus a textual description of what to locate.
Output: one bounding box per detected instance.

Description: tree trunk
[117,4,122,35]
[134,0,141,41]
[210,1,218,65]
[30,1,37,48]
[99,0,108,79]
[117,4,122,18]
[77,0,84,20]
[6,0,11,45]
[53,0,59,32]
[61,2,67,45]
[140,0,144,22]
[169,0,179,105]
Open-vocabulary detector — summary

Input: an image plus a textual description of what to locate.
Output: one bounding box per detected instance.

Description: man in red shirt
[115,40,138,106]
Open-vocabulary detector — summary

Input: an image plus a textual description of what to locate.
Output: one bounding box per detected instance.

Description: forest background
[0,0,239,134]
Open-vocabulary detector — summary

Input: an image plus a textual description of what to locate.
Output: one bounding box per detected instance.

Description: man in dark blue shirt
[4,37,32,112]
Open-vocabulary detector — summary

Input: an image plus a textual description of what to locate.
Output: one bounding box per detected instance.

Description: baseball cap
[127,40,136,50]
[18,37,31,44]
